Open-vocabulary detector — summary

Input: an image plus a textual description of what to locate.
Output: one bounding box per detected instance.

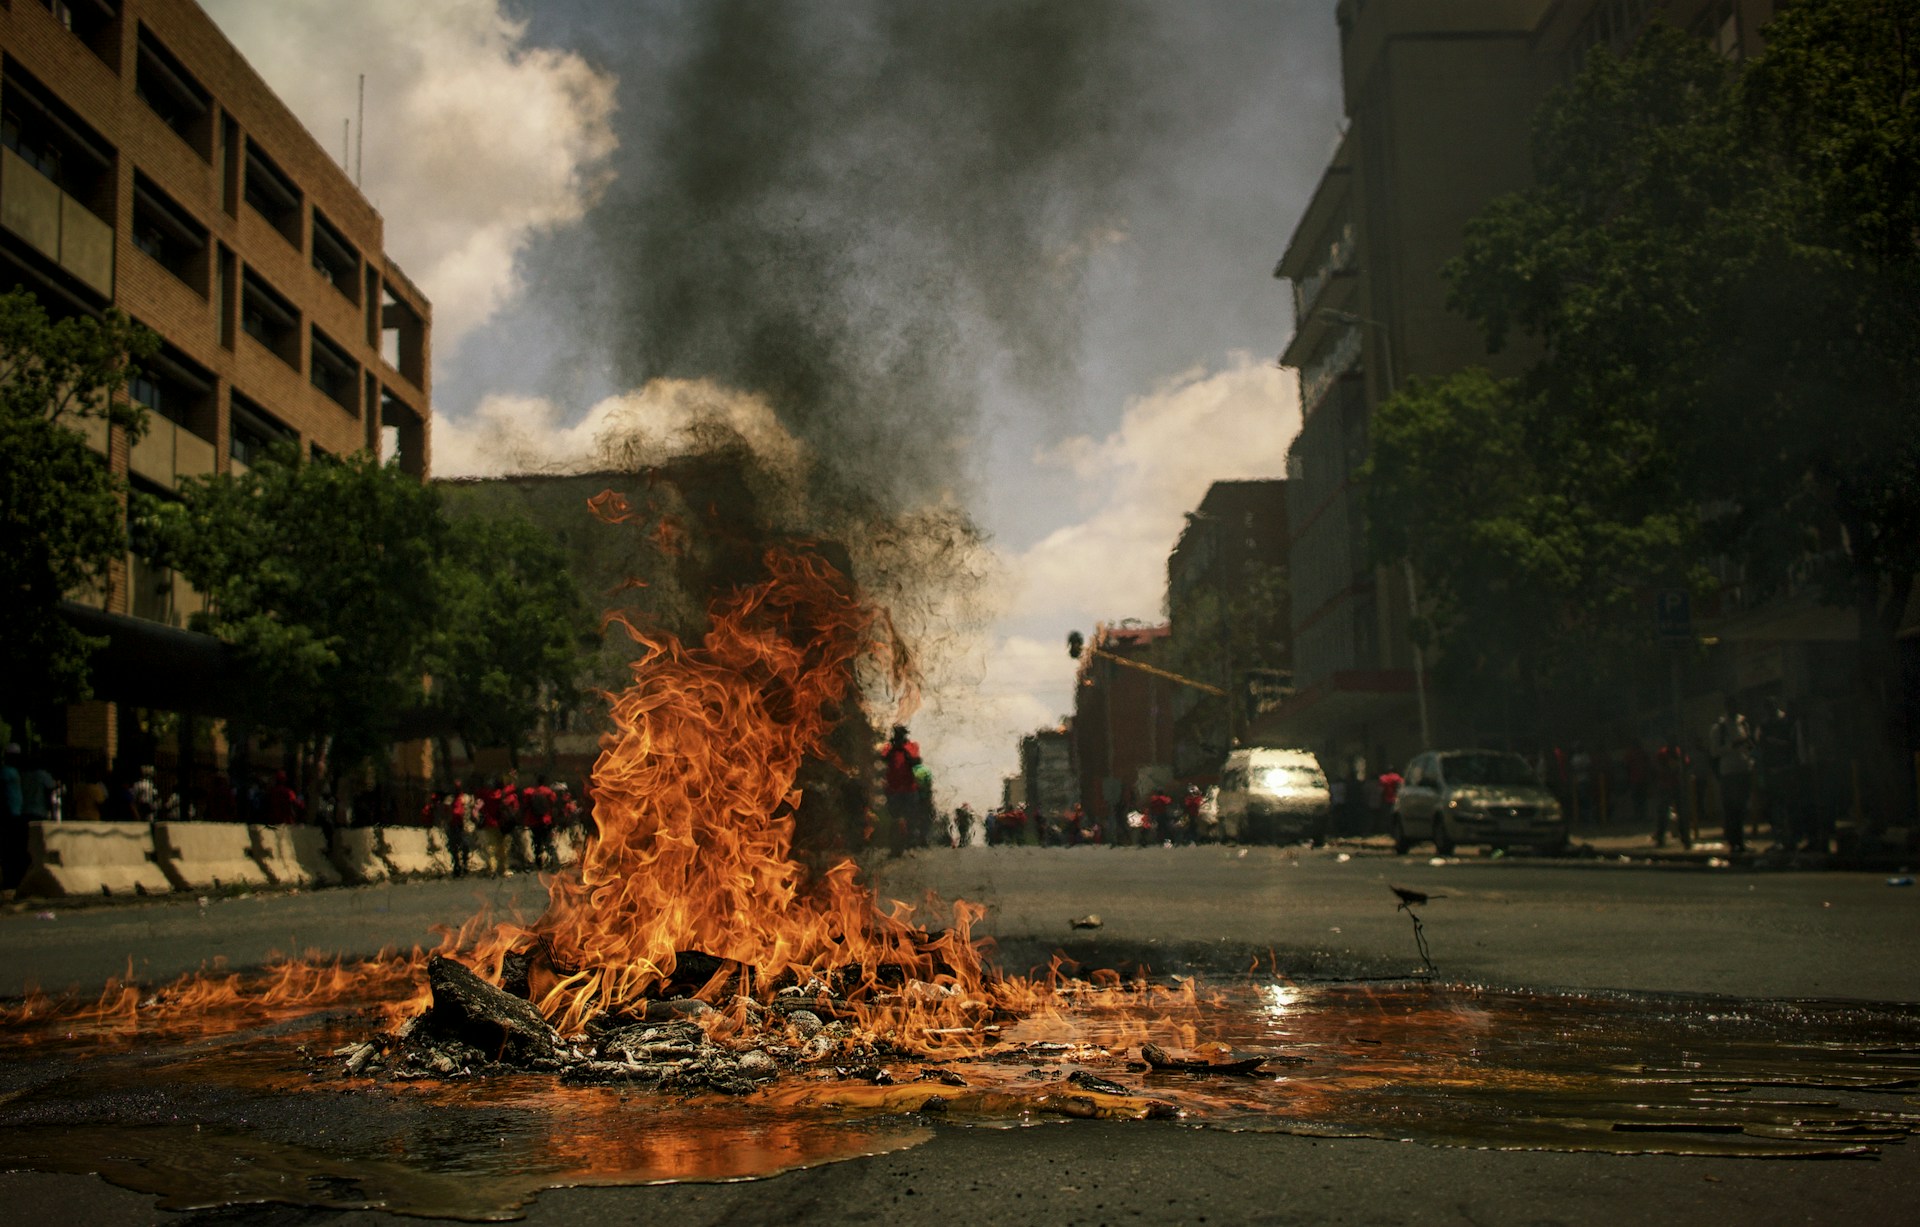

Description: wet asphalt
[3,842,1919,1224]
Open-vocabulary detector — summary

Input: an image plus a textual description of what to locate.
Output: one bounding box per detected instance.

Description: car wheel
[1392,819,1412,855]
[1432,817,1456,857]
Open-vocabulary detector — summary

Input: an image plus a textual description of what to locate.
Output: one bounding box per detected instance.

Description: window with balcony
[311,209,360,304]
[229,392,294,469]
[309,325,358,412]
[135,25,213,157]
[42,1,122,69]
[242,139,301,246]
[131,171,208,292]
[240,267,299,368]
[0,72,113,216]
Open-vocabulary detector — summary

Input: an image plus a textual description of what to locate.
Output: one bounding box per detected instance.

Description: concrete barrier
[19,822,173,898]
[152,821,273,891]
[331,827,390,884]
[250,825,343,888]
[381,826,451,878]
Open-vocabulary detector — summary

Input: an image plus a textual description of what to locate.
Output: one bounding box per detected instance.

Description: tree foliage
[426,512,593,765]
[140,450,594,777]
[142,449,447,771]
[0,289,157,708]
[1369,4,1919,749]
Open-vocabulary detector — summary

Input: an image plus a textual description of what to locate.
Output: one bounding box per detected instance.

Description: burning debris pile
[344,953,975,1098]
[336,543,1076,1096]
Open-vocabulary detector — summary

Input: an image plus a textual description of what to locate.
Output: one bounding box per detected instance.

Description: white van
[1215,747,1331,844]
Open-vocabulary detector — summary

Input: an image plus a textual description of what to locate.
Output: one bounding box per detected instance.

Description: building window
[42,0,121,67]
[243,139,302,246]
[240,268,300,368]
[134,25,212,156]
[310,209,361,304]
[229,392,294,469]
[309,326,359,412]
[0,72,115,217]
[131,172,209,293]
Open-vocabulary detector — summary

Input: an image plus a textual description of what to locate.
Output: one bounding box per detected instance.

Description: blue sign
[1655,588,1691,642]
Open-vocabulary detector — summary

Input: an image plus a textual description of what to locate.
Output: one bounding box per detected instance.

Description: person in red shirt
[879,726,920,857]
[522,775,559,870]
[479,778,511,877]
[1377,768,1404,811]
[266,770,305,826]
[1182,786,1204,845]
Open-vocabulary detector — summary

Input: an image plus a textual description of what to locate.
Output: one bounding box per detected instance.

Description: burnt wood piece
[1068,1070,1133,1095]
[1139,1042,1267,1076]
[425,954,559,1065]
[499,950,534,1000]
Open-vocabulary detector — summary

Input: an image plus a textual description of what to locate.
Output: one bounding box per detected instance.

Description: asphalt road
[3,844,1919,1225]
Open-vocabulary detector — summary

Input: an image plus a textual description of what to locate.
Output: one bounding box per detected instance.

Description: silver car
[1392,750,1568,855]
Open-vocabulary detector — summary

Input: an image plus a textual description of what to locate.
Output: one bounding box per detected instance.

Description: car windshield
[1440,753,1537,788]
[1258,765,1325,791]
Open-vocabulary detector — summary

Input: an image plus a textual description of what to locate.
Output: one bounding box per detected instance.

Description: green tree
[1375,5,1919,801]
[0,289,157,712]
[141,449,446,777]
[1366,368,1696,739]
[426,513,594,767]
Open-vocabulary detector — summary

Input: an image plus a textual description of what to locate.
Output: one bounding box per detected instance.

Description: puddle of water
[2,981,1917,1219]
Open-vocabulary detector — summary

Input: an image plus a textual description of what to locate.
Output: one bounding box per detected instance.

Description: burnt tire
[1432,818,1456,857]
[1392,819,1413,856]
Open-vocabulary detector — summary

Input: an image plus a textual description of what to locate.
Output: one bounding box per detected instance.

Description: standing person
[479,777,511,877]
[443,782,471,878]
[1707,699,1754,855]
[1622,738,1651,831]
[954,804,974,848]
[17,751,54,827]
[1375,767,1404,831]
[130,765,158,822]
[1147,787,1174,845]
[266,770,305,826]
[206,773,237,824]
[72,768,105,822]
[1755,698,1799,852]
[878,725,920,858]
[1651,736,1690,849]
[523,774,559,871]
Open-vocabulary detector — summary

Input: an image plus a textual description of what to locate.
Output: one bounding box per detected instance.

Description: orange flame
[508,547,1029,1047]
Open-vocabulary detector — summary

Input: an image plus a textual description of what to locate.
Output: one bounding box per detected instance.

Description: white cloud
[202,0,617,350]
[922,355,1301,809]
[1015,355,1299,627]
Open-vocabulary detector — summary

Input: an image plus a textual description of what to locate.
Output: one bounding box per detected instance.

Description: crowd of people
[0,744,590,879]
[420,775,584,878]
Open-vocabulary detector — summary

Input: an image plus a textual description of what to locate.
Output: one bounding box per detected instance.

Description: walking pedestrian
[1707,700,1754,854]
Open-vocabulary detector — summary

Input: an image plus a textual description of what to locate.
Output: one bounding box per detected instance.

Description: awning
[59,600,241,716]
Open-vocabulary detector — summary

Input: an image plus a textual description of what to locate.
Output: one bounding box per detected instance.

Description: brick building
[1165,478,1291,783]
[1070,622,1176,833]
[2,0,431,783]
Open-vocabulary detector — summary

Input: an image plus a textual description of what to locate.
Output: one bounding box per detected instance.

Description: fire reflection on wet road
[2,979,1917,1219]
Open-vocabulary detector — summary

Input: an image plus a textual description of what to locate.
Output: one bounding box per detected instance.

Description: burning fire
[2,519,1197,1064]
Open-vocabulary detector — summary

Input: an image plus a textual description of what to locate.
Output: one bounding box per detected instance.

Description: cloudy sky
[202,0,1344,809]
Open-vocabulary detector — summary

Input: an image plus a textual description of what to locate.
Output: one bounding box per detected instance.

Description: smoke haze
[521,0,1179,506]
